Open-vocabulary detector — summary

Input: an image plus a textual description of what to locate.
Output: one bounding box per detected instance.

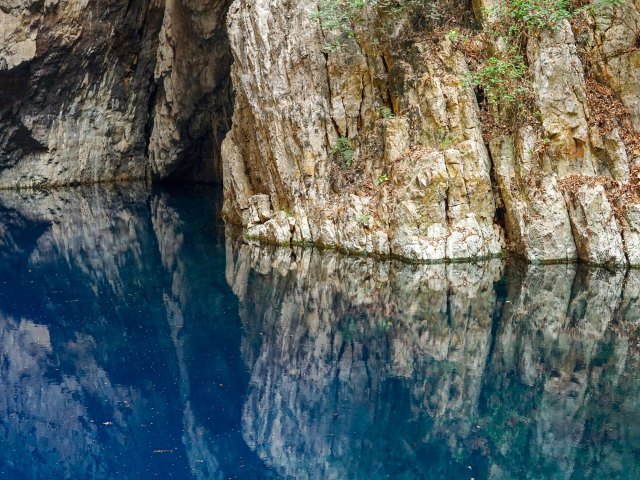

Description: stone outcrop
[222,0,640,265]
[565,183,627,265]
[222,0,503,261]
[2,0,640,265]
[490,128,578,262]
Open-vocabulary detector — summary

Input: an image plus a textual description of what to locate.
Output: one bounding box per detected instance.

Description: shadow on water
[0,184,638,479]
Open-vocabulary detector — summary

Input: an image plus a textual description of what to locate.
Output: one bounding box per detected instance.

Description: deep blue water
[0,184,639,479]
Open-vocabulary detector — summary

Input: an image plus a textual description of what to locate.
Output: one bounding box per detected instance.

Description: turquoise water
[0,185,638,479]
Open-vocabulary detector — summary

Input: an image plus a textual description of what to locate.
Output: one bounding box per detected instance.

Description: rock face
[0,0,231,187]
[221,0,640,265]
[222,0,502,261]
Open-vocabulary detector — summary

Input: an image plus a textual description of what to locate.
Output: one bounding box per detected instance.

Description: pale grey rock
[588,0,640,130]
[0,0,638,266]
[603,129,631,182]
[527,21,596,177]
[490,130,578,262]
[223,9,502,261]
[565,183,627,266]
[622,203,640,265]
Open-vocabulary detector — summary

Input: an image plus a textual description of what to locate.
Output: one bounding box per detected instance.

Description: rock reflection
[230,242,640,480]
[1,184,639,479]
[0,185,271,479]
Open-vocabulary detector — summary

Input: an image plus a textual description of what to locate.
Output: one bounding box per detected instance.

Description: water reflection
[0,185,638,479]
[0,185,272,479]
[229,242,640,480]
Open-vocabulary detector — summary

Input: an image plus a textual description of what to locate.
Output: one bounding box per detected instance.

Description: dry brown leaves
[558,163,640,224]
[586,78,630,132]
[586,77,640,154]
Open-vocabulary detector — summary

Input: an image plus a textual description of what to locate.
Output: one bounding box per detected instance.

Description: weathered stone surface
[484,15,638,266]
[149,0,232,182]
[1,0,640,264]
[490,128,578,262]
[587,0,640,131]
[223,4,502,261]
[565,183,627,266]
[622,203,640,265]
[0,0,231,187]
[528,21,596,176]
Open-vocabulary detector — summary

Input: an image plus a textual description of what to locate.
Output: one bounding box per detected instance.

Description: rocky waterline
[0,185,639,479]
[1,0,640,265]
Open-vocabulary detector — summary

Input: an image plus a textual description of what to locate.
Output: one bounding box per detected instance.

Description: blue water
[0,184,639,479]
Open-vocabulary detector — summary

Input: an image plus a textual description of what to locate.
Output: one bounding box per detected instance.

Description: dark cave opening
[148,0,235,187]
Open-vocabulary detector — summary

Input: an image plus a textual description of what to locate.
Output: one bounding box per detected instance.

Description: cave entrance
[148,0,234,188]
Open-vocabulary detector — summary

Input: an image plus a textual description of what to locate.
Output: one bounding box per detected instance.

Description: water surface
[0,185,638,479]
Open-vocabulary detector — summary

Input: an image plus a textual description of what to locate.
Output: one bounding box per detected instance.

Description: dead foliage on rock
[558,163,640,224]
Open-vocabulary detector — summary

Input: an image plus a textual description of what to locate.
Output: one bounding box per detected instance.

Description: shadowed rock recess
[2,0,640,264]
[0,0,232,185]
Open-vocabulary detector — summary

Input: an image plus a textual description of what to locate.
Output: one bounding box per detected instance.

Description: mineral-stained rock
[622,203,640,266]
[222,3,502,261]
[587,0,640,131]
[490,129,578,262]
[221,0,640,263]
[2,0,640,264]
[565,183,628,266]
[527,21,597,176]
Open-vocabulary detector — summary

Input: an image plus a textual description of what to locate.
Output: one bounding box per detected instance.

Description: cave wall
[0,0,231,187]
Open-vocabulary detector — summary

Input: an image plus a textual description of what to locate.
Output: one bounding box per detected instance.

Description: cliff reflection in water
[0,185,273,479]
[0,185,639,480]
[229,242,640,480]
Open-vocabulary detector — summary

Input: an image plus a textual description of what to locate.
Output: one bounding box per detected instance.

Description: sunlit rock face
[222,0,640,265]
[0,186,269,479]
[0,0,231,186]
[223,0,503,261]
[229,241,640,480]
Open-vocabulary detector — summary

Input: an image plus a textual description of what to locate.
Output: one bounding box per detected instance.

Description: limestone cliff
[2,0,640,265]
[222,0,640,265]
